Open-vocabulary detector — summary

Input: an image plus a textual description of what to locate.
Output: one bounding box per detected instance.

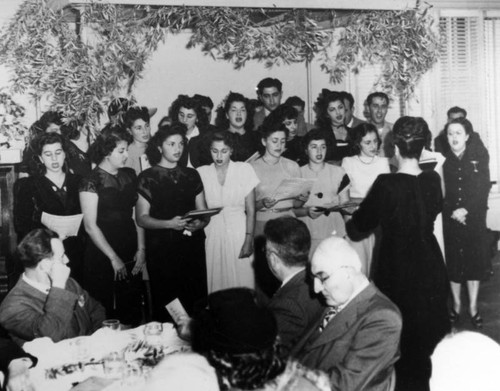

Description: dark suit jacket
[291,283,402,391]
[268,269,324,352]
[349,116,366,128]
[0,277,106,346]
[253,109,267,130]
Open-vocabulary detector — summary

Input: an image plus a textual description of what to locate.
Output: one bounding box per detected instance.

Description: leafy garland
[0,0,440,129]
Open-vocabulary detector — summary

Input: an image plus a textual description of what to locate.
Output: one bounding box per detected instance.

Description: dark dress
[14,174,85,283]
[65,141,92,178]
[137,165,207,322]
[348,171,450,391]
[319,126,354,163]
[228,130,261,162]
[443,147,491,282]
[282,136,306,166]
[79,167,142,326]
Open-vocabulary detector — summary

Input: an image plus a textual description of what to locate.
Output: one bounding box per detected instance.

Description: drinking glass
[143,322,163,346]
[103,351,125,378]
[102,319,121,331]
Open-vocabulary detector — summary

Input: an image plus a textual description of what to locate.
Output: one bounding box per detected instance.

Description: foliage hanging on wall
[0,0,439,128]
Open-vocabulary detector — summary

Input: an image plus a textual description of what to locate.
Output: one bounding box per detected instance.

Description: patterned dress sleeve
[137,169,154,203]
[78,173,98,194]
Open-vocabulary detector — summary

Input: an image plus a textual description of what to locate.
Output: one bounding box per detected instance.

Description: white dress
[197,161,259,293]
[342,155,390,275]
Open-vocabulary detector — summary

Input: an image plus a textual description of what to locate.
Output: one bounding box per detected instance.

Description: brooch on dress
[470,160,479,173]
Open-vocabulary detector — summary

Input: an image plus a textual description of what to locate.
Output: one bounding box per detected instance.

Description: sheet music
[41,212,83,239]
[272,178,316,201]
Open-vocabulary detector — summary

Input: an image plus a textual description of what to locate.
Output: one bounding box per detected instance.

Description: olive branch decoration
[0,0,440,131]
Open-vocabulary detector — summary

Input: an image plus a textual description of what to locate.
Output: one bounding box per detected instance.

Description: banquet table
[23,322,190,391]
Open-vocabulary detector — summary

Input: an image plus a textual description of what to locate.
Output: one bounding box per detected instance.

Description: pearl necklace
[357,155,375,165]
[262,156,280,166]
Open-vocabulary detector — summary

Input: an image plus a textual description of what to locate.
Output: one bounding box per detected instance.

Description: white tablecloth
[23,323,189,391]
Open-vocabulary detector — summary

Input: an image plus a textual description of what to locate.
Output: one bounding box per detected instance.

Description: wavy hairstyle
[350,123,381,155]
[169,95,209,132]
[214,92,254,132]
[314,90,344,130]
[16,228,59,269]
[88,125,132,164]
[146,123,187,166]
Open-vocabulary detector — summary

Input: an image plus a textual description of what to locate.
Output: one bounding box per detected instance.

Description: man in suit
[0,228,106,346]
[264,217,324,353]
[253,78,283,130]
[340,91,365,129]
[291,237,402,391]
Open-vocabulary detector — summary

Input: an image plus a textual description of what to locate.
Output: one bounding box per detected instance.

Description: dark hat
[194,288,277,354]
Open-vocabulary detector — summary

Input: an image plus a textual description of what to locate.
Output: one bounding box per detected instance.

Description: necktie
[318,307,338,332]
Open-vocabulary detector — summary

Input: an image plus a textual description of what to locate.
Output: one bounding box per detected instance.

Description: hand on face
[48,260,71,289]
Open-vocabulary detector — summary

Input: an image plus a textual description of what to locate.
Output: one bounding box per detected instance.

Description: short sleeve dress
[251,157,301,236]
[299,164,349,254]
[137,165,207,321]
[79,167,143,326]
[197,161,259,293]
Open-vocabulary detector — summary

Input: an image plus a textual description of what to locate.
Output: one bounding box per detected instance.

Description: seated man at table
[291,237,402,391]
[0,228,106,346]
[263,217,324,353]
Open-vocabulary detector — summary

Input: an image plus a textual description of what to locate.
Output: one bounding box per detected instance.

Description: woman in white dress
[197,131,259,293]
[342,123,390,275]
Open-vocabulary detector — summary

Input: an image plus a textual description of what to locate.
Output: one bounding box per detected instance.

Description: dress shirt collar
[281,267,304,288]
[22,273,50,295]
[186,125,200,141]
[336,278,370,312]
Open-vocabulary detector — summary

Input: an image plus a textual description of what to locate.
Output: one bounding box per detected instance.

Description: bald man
[291,237,402,391]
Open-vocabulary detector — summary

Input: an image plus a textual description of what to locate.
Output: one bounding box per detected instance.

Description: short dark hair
[124,106,150,129]
[447,106,467,118]
[258,123,289,157]
[193,94,214,110]
[16,228,59,269]
[256,78,282,95]
[301,128,328,154]
[169,95,209,132]
[284,96,305,110]
[264,217,311,267]
[146,123,187,165]
[89,125,133,164]
[444,117,474,136]
[340,91,355,109]
[393,116,429,159]
[29,111,63,140]
[264,105,298,127]
[60,119,81,141]
[208,130,234,151]
[32,132,67,157]
[366,92,389,106]
[350,123,381,154]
